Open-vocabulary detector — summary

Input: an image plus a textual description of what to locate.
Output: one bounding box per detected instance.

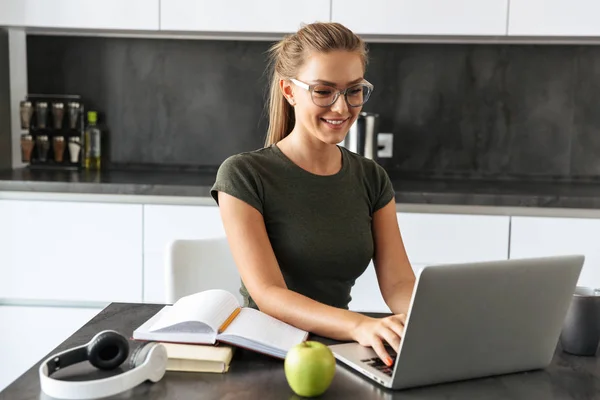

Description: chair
[164,237,243,304]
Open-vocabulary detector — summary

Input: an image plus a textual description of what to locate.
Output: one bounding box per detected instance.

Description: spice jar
[68,136,81,163]
[36,102,48,129]
[36,135,49,162]
[20,134,34,162]
[52,102,65,129]
[53,136,65,162]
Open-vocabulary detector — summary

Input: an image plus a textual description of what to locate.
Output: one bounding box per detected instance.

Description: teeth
[325,119,344,125]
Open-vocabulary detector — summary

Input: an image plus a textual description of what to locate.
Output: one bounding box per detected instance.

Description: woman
[211,22,415,367]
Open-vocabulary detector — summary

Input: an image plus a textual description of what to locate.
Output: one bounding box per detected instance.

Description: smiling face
[282,50,366,146]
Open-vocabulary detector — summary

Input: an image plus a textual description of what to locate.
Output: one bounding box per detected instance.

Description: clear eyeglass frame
[289,78,374,108]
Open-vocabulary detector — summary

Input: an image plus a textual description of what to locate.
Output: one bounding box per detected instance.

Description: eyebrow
[311,78,364,86]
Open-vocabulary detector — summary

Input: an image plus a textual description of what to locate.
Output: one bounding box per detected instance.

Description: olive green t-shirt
[210,144,395,310]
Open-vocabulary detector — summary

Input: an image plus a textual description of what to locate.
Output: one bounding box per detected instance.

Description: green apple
[284,341,336,397]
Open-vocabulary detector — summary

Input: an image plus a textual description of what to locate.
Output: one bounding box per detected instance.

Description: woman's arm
[372,199,416,315]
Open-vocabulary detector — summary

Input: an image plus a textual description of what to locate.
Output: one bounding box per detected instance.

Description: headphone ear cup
[129,342,154,369]
[87,330,129,370]
[129,342,168,383]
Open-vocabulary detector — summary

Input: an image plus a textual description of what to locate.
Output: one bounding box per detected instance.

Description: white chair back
[164,238,243,304]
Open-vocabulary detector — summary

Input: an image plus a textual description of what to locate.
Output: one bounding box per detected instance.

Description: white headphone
[39,330,167,399]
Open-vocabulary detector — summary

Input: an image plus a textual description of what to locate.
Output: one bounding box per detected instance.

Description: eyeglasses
[290,78,374,108]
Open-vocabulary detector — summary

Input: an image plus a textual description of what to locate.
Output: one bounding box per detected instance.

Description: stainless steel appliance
[342,112,379,159]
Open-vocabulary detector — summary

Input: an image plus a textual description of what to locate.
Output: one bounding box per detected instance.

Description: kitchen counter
[0,167,218,197]
[3,168,600,212]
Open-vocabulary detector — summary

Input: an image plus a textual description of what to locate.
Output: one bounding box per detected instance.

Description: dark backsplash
[26,36,270,170]
[364,43,600,180]
[26,35,600,180]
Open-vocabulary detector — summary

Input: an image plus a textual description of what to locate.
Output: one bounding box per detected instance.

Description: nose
[330,93,349,114]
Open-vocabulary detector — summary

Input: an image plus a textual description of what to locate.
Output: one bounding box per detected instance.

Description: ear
[279,79,296,106]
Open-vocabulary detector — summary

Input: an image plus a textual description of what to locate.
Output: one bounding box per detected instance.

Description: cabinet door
[0,0,159,30]
[349,213,509,313]
[160,0,330,33]
[143,204,227,303]
[397,212,510,265]
[331,0,508,36]
[0,200,143,303]
[0,305,101,392]
[510,216,600,288]
[508,0,600,36]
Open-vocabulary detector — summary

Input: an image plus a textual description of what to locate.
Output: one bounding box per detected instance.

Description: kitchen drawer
[0,200,143,303]
[397,213,510,265]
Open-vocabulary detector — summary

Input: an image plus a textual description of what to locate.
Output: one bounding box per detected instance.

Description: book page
[150,289,239,333]
[217,308,308,358]
[132,306,217,345]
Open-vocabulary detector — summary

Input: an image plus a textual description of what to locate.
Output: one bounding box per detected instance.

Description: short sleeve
[371,162,395,213]
[210,154,264,214]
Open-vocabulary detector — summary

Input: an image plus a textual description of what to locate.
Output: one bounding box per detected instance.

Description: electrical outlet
[378,133,393,158]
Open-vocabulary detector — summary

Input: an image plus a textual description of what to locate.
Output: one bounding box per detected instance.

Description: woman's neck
[276,129,342,176]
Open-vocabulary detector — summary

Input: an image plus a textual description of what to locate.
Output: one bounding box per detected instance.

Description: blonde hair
[264,22,368,147]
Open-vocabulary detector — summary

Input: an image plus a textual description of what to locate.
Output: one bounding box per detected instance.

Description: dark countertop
[2,302,600,400]
[3,168,600,209]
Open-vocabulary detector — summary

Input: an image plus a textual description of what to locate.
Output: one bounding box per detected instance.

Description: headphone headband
[39,330,167,400]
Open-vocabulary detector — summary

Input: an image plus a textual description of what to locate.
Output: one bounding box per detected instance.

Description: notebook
[161,342,234,373]
[132,289,309,359]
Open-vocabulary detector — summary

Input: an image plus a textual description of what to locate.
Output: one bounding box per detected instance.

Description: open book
[133,289,309,359]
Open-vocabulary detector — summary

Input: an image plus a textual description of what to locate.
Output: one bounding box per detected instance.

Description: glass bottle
[84,111,101,170]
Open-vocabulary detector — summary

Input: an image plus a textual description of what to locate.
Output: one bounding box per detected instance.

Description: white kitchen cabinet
[0,0,160,31]
[160,0,330,33]
[0,305,101,392]
[508,0,600,37]
[510,216,600,289]
[143,204,226,303]
[331,0,508,36]
[350,261,426,313]
[397,212,510,265]
[0,200,143,303]
[349,212,509,313]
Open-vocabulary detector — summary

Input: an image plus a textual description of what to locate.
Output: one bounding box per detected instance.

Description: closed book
[161,342,234,373]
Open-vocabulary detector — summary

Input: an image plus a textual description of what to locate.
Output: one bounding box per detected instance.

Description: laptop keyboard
[361,349,397,377]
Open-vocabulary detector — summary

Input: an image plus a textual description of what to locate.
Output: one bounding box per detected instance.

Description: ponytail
[265,74,294,146]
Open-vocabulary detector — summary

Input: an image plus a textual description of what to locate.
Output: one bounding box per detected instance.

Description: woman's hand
[351,314,407,366]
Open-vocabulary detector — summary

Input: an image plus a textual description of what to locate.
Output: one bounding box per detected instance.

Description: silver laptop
[330,255,585,390]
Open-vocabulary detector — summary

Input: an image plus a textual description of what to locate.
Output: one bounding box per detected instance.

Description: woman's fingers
[383,315,407,340]
[378,325,401,353]
[370,336,394,367]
